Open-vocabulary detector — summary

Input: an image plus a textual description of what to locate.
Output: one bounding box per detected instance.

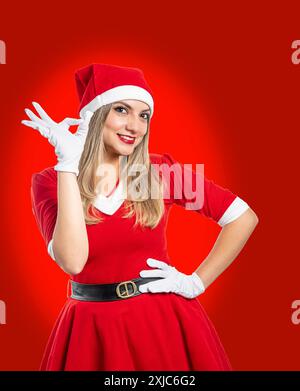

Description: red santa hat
[75,63,154,119]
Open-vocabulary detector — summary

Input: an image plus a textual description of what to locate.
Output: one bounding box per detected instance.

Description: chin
[121,150,134,157]
[117,145,135,154]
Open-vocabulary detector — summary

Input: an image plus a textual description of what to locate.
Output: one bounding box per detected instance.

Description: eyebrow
[113,101,151,112]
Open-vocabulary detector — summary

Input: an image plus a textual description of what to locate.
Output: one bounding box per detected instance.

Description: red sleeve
[30,168,58,249]
[159,152,238,224]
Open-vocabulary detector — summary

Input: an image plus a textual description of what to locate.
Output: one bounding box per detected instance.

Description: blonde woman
[22,63,258,371]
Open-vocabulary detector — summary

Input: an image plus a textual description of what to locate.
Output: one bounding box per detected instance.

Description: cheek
[103,129,117,144]
[105,114,125,131]
[103,117,123,138]
[142,128,148,137]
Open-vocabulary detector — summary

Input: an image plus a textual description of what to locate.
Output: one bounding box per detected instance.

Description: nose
[125,114,142,134]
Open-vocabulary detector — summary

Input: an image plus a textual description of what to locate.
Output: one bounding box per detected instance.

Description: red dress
[31,152,247,371]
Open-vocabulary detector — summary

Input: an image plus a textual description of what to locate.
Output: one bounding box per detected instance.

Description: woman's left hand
[138,258,205,299]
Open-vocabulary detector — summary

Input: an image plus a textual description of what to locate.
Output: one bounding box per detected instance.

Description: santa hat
[75,63,154,119]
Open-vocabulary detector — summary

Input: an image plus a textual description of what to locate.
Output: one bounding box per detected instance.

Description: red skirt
[40,292,232,371]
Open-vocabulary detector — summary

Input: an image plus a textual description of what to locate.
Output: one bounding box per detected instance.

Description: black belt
[68,277,165,302]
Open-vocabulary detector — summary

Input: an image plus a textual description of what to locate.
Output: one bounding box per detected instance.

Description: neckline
[92,155,127,215]
[97,155,127,199]
[104,177,120,198]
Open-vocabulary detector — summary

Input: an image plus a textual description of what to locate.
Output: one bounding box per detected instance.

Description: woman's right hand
[21,102,94,176]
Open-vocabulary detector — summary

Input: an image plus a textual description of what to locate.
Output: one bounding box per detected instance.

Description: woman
[22,63,258,371]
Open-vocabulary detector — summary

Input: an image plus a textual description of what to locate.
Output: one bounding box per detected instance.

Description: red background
[0,0,299,370]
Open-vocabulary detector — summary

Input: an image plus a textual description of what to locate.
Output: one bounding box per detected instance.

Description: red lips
[117,134,135,145]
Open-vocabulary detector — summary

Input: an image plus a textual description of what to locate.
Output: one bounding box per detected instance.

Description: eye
[114,106,150,121]
[114,106,127,114]
[141,113,150,120]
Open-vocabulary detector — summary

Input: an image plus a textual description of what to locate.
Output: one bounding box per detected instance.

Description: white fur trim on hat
[79,85,154,119]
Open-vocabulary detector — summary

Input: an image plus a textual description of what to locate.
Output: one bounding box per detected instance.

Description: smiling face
[102,99,150,162]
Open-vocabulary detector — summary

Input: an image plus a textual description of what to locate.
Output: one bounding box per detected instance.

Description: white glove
[21,101,94,176]
[138,258,206,299]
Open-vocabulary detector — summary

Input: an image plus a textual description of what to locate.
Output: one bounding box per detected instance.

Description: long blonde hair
[77,103,165,229]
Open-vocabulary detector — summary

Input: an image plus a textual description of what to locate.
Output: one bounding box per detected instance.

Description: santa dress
[30,152,249,371]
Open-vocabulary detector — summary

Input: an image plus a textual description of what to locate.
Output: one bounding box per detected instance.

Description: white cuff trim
[217,196,250,227]
[47,238,56,261]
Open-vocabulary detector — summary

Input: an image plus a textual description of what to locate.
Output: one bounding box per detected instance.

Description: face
[102,99,150,161]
